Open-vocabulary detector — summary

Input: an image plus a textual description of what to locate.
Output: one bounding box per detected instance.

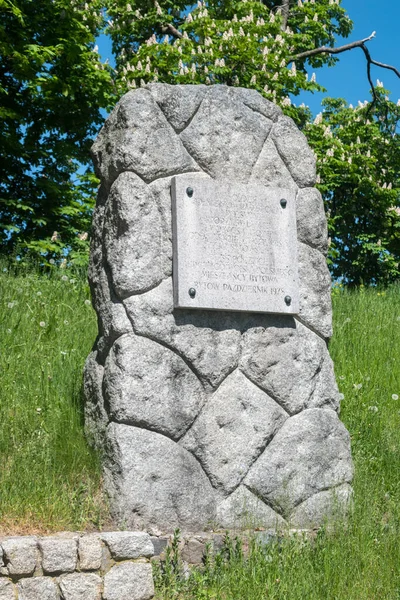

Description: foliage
[307,90,400,285]
[1,0,399,283]
[106,0,352,124]
[153,286,400,600]
[0,0,113,264]
[0,260,107,532]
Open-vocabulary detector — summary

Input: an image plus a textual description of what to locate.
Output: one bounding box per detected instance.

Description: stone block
[149,537,168,556]
[250,138,297,190]
[245,409,353,516]
[104,333,205,439]
[124,278,242,389]
[103,563,154,600]
[240,317,339,414]
[271,116,316,187]
[1,537,37,576]
[181,370,287,493]
[181,539,205,565]
[17,577,59,600]
[296,188,328,254]
[83,351,108,450]
[290,483,353,528]
[147,83,207,132]
[59,573,102,600]
[216,485,286,530]
[104,423,216,533]
[78,536,102,571]
[91,88,199,187]
[0,580,15,600]
[101,532,154,560]
[180,86,272,181]
[103,172,164,298]
[39,538,77,574]
[298,242,332,339]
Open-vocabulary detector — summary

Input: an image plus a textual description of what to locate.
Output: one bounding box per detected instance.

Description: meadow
[1,262,400,598]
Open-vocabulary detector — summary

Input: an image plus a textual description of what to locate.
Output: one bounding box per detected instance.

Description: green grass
[1,263,400,597]
[0,261,106,533]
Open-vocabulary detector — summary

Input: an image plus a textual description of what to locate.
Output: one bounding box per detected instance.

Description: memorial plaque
[172,175,299,314]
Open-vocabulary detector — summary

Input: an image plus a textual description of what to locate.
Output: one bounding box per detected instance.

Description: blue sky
[297,0,400,113]
[97,0,400,115]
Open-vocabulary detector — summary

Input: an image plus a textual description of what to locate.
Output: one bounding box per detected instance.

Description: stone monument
[84,84,353,534]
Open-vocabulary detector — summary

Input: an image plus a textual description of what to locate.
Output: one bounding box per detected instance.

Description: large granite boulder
[85,84,353,532]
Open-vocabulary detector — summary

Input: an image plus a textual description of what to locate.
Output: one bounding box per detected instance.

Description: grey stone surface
[17,577,59,600]
[181,370,287,493]
[86,84,352,532]
[104,333,205,439]
[78,535,102,571]
[59,573,101,600]
[103,563,154,600]
[271,116,316,188]
[149,537,168,556]
[172,175,299,313]
[216,485,286,530]
[91,88,199,186]
[148,83,207,132]
[148,172,213,281]
[0,580,15,600]
[180,86,272,181]
[104,172,164,298]
[181,539,205,565]
[2,537,37,576]
[296,188,328,254]
[101,532,154,560]
[245,409,353,516]
[83,351,108,450]
[39,538,77,574]
[232,87,282,121]
[105,423,216,534]
[240,318,339,414]
[290,483,353,528]
[124,278,242,389]
[298,242,333,339]
[250,138,297,190]
[0,548,3,568]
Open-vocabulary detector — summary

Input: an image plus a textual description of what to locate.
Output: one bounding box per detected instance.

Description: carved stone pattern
[85,85,353,533]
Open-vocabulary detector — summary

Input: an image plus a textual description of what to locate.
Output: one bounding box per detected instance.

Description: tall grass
[155,285,400,600]
[0,261,106,533]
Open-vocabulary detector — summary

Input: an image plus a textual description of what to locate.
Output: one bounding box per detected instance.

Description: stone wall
[84,84,354,534]
[0,532,154,600]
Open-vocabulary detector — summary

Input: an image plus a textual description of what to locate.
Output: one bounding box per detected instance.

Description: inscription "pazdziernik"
[171,175,299,314]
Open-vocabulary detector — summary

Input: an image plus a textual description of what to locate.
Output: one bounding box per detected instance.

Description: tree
[104,0,400,285]
[0,0,113,264]
[1,0,399,283]
[308,91,400,285]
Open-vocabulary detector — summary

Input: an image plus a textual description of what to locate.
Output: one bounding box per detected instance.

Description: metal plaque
[171,175,299,314]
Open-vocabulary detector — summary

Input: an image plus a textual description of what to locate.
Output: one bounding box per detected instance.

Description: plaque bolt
[186,187,194,198]
[280,198,287,208]
[189,287,196,298]
[284,295,292,306]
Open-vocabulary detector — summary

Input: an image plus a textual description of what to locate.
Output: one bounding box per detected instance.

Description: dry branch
[288,32,400,110]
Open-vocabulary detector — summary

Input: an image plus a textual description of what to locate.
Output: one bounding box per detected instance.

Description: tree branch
[288,32,400,112]
[161,23,183,39]
[154,1,183,39]
[288,32,377,62]
[280,0,290,32]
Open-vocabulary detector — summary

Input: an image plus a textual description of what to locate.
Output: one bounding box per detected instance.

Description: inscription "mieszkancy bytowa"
[172,176,300,314]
